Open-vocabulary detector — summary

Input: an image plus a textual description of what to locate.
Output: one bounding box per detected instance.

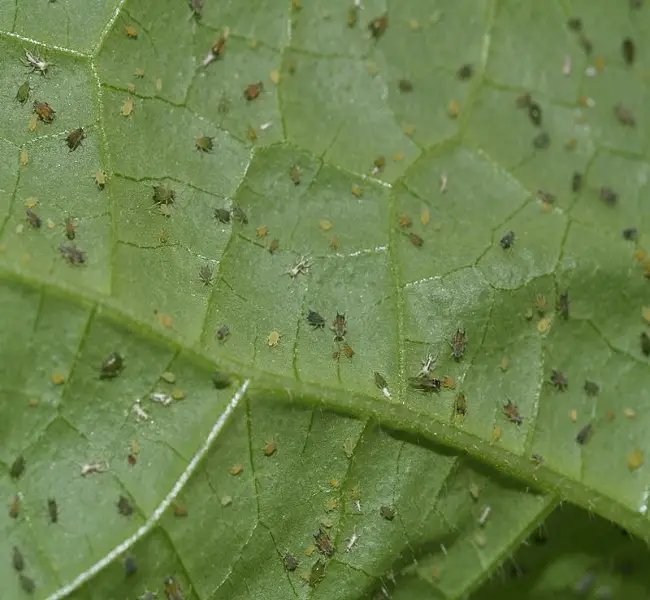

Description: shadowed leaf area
[1,0,650,598]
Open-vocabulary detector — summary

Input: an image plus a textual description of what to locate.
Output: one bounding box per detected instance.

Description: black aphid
[374,372,388,390]
[408,375,441,392]
[558,292,570,319]
[117,495,134,516]
[153,185,175,205]
[215,325,230,341]
[47,498,58,523]
[550,370,568,391]
[584,380,600,396]
[214,208,230,223]
[26,208,42,229]
[19,574,35,594]
[641,332,650,356]
[567,17,582,31]
[600,187,618,205]
[100,352,124,379]
[500,231,515,249]
[622,227,638,241]
[572,172,583,192]
[533,131,550,149]
[528,102,542,126]
[283,552,298,571]
[307,310,326,329]
[231,206,248,224]
[12,546,25,572]
[503,400,523,424]
[59,244,86,265]
[212,370,231,389]
[66,127,85,151]
[398,78,413,92]
[199,264,213,286]
[623,37,636,65]
[10,455,25,479]
[124,554,137,576]
[576,423,593,445]
[457,64,474,80]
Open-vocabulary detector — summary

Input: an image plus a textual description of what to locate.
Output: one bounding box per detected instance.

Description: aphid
[399,215,412,228]
[23,50,51,75]
[214,208,230,223]
[64,217,77,240]
[372,156,385,175]
[455,392,467,416]
[380,505,395,520]
[12,546,25,572]
[537,189,556,204]
[374,372,391,399]
[527,101,542,126]
[124,24,138,38]
[26,208,42,229]
[230,464,243,476]
[212,371,231,389]
[408,232,423,247]
[47,498,58,523]
[398,78,413,92]
[368,13,388,39]
[263,440,276,456]
[313,527,335,556]
[19,574,36,594]
[188,0,203,19]
[211,32,229,59]
[164,577,183,600]
[286,255,312,278]
[343,343,355,358]
[95,170,106,189]
[530,453,544,464]
[622,227,638,241]
[117,495,134,516]
[614,103,636,126]
[283,552,298,571]
[198,264,213,286]
[628,448,644,471]
[450,328,467,360]
[231,206,248,224]
[533,131,550,149]
[59,243,86,265]
[289,164,301,184]
[641,332,650,356]
[152,184,175,205]
[408,375,441,392]
[307,310,325,329]
[456,64,474,80]
[583,380,600,396]
[215,325,230,341]
[33,101,55,123]
[9,494,20,519]
[120,97,135,117]
[600,187,618,205]
[550,369,568,391]
[10,455,25,479]
[558,292,570,319]
[442,376,456,390]
[195,135,213,153]
[500,231,515,249]
[572,171,583,192]
[66,127,86,151]
[622,37,635,64]
[308,559,326,587]
[268,238,279,253]
[567,17,582,31]
[331,312,347,341]
[575,423,593,445]
[503,400,523,425]
[244,81,263,101]
[578,34,593,55]
[478,505,491,527]
[100,352,124,379]
[173,504,188,517]
[347,5,358,27]
[15,81,30,104]
[319,219,333,231]
[124,554,137,576]
[267,331,281,347]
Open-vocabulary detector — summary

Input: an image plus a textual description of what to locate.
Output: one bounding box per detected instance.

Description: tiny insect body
[503,400,523,425]
[331,312,347,340]
[550,370,568,391]
[12,546,25,572]
[308,559,326,587]
[287,255,312,278]
[614,103,636,126]
[455,392,467,416]
[66,127,86,151]
[622,37,636,65]
[199,264,214,286]
[19,574,35,594]
[15,81,30,104]
[450,328,467,360]
[124,554,137,576]
[215,325,230,341]
[641,331,650,356]
[313,527,335,556]
[153,184,175,205]
[408,375,441,392]
[533,131,550,149]
[164,576,183,600]
[26,208,42,229]
[214,208,230,223]
[500,231,515,249]
[528,101,542,126]
[600,187,618,205]
[456,64,474,80]
[231,206,248,224]
[374,372,392,399]
[59,244,86,264]
[33,101,55,123]
[99,352,124,379]
[195,135,213,153]
[64,217,77,240]
[10,455,25,479]
[622,227,637,241]
[572,171,583,192]
[307,310,326,329]
[117,495,134,516]
[368,13,388,39]
[243,81,263,101]
[24,50,51,75]
[575,423,593,445]
[47,498,58,523]
[283,552,298,571]
[380,505,395,520]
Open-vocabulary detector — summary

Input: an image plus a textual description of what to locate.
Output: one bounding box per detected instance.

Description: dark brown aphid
[33,101,55,123]
[398,78,413,92]
[124,554,137,576]
[533,131,550,149]
[584,380,600,396]
[558,292,569,319]
[343,343,355,358]
[199,264,213,286]
[313,527,335,556]
[622,227,638,241]
[26,208,42,229]
[578,34,593,55]
[572,171,583,192]
[622,37,635,65]
[368,13,388,39]
[64,217,76,240]
[550,370,568,391]
[212,370,231,389]
[455,392,467,416]
[9,494,20,519]
[537,189,556,204]
[10,455,25,479]
[641,332,650,356]
[47,498,58,523]
[528,102,542,126]
[66,127,85,151]
[456,64,474,80]
[567,17,582,31]
[99,352,124,379]
[215,325,230,341]
[308,559,326,588]
[231,206,248,224]
[503,400,523,425]
[615,103,636,126]
[307,310,325,329]
[243,81,263,101]
[283,552,298,571]
[195,135,213,153]
[500,230,515,249]
[374,372,388,390]
[600,187,618,205]
[153,185,175,205]
[212,34,228,58]
[164,576,183,599]
[117,495,134,516]
[332,312,347,341]
[408,232,423,247]
[576,423,593,445]
[19,574,35,594]
[289,164,301,185]
[16,81,30,104]
[59,244,86,265]
[408,375,441,392]
[450,328,467,360]
[380,505,395,520]
[214,208,230,223]
[12,546,25,572]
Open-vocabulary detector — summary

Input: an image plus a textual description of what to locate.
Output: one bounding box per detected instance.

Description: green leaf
[1,0,650,598]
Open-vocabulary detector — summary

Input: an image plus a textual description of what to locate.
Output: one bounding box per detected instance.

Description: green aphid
[195,135,214,153]
[15,81,30,104]
[308,559,326,587]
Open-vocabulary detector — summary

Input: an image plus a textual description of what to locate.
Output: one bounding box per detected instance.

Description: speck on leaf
[584,380,600,396]
[641,331,650,356]
[456,64,474,80]
[622,37,636,64]
[231,206,248,224]
[615,103,636,126]
[19,574,35,594]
